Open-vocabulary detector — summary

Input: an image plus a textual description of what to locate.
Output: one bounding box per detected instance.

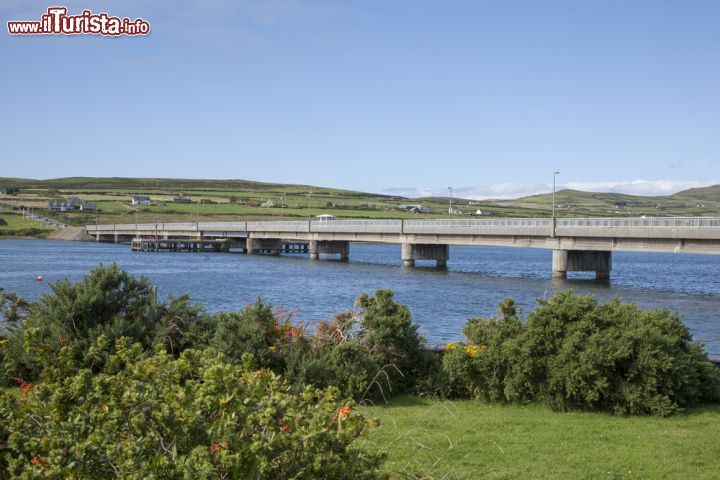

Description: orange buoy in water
[35,276,44,281]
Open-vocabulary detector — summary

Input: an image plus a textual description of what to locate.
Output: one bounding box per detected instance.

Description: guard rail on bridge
[86,217,720,235]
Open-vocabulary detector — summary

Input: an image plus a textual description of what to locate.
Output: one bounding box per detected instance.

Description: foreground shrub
[356,290,442,396]
[0,339,385,479]
[445,292,720,415]
[3,264,214,380]
[286,290,445,400]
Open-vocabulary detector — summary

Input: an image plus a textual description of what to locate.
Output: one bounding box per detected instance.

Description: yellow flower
[0,339,8,346]
[268,346,276,352]
[445,342,457,351]
[464,344,486,358]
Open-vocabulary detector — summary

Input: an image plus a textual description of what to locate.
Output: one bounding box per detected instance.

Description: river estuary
[1,239,719,357]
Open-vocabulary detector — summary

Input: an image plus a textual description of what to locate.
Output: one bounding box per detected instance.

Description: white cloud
[382,179,719,200]
[562,180,717,196]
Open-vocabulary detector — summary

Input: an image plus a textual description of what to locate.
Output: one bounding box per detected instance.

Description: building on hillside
[398,204,423,211]
[260,199,275,208]
[474,209,495,216]
[0,187,7,195]
[48,197,95,212]
[131,196,151,205]
[449,206,462,215]
[173,195,192,203]
[315,214,336,222]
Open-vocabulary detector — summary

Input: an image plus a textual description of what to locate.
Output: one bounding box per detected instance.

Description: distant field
[0,213,53,237]
[365,397,720,480]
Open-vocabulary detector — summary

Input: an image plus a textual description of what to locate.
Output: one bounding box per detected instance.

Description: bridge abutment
[552,249,611,280]
[402,243,449,269]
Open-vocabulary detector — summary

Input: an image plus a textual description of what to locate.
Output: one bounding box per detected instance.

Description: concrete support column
[402,243,449,269]
[553,249,612,280]
[401,243,414,267]
[96,233,100,242]
[114,233,119,244]
[551,249,568,279]
[309,240,319,260]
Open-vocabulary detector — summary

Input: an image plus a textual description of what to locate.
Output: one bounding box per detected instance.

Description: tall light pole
[307,191,313,220]
[552,170,560,236]
[448,186,453,218]
[281,193,285,219]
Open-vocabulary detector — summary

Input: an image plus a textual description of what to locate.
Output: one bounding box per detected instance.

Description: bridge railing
[86,217,720,235]
[404,218,552,227]
[556,217,720,228]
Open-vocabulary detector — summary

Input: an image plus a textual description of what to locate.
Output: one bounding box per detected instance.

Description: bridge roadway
[86,217,720,279]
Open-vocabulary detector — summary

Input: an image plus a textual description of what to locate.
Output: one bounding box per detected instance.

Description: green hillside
[0,178,718,234]
[501,186,720,217]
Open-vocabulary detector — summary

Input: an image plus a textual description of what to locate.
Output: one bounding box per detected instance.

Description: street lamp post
[307,191,313,220]
[448,186,453,218]
[552,170,560,236]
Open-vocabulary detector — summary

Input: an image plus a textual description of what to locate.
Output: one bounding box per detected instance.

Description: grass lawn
[363,397,720,479]
[0,213,53,237]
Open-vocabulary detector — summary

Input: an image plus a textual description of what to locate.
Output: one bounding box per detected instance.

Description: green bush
[3,264,213,380]
[357,290,441,395]
[444,292,720,415]
[0,339,386,479]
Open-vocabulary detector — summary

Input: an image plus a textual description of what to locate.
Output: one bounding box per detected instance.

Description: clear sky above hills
[1,0,718,198]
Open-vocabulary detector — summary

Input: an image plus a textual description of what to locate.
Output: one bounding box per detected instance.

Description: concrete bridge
[86,217,720,279]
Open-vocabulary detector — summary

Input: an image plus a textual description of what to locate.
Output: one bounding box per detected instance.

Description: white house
[474,209,494,216]
[315,214,336,222]
[260,199,275,208]
[449,206,462,215]
[131,196,151,205]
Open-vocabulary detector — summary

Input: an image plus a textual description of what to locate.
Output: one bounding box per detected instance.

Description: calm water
[1,240,719,357]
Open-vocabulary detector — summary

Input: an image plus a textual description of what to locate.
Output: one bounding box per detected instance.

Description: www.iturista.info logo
[7,6,150,36]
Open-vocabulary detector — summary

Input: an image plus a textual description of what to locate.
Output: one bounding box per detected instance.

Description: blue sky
[1,0,718,198]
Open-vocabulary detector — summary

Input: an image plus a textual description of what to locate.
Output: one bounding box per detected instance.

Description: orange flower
[210,440,229,454]
[254,369,265,375]
[11,377,34,399]
[280,421,291,434]
[31,456,46,465]
[338,405,351,420]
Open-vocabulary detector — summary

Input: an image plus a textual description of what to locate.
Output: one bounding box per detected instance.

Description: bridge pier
[246,238,281,255]
[552,250,611,280]
[310,240,349,261]
[402,243,449,269]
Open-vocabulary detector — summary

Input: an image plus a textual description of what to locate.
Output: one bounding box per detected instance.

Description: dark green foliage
[3,265,717,418]
[209,298,281,369]
[445,291,720,415]
[0,288,30,328]
[152,294,214,356]
[357,290,439,394]
[3,264,212,380]
[325,342,379,400]
[283,342,378,401]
